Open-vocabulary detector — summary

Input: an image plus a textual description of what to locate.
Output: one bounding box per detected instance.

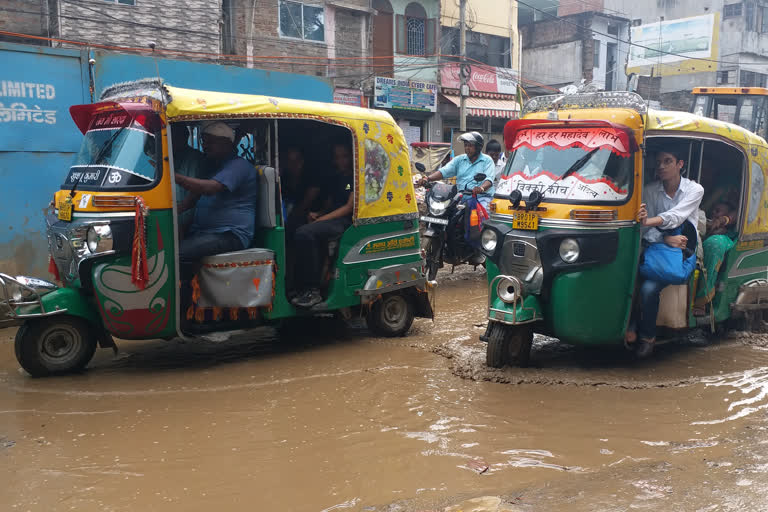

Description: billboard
[373,77,437,112]
[440,62,518,96]
[627,13,719,76]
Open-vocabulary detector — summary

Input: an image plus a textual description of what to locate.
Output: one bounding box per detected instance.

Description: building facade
[438,0,520,152]
[520,11,630,95]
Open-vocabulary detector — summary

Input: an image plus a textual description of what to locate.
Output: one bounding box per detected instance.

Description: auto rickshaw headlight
[559,238,580,263]
[481,228,498,252]
[86,225,113,254]
[496,277,519,303]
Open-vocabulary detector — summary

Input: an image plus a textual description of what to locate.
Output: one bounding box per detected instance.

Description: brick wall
[57,0,222,55]
[0,0,50,45]
[230,1,371,86]
[558,0,604,17]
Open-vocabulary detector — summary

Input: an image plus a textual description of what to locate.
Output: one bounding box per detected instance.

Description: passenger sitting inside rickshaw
[626,145,704,357]
[693,201,738,315]
[290,141,354,308]
[175,121,259,280]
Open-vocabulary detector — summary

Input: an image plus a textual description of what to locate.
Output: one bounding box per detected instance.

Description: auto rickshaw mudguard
[39,287,103,326]
[489,294,543,325]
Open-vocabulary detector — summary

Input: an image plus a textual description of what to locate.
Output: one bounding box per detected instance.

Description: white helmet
[458,131,484,151]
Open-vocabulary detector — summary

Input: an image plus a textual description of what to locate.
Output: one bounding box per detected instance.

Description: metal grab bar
[0,273,67,322]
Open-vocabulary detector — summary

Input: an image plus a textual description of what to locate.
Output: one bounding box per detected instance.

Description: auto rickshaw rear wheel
[486,322,533,368]
[15,316,97,377]
[367,293,415,337]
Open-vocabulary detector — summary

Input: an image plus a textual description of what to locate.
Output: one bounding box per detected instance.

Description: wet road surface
[2,269,768,511]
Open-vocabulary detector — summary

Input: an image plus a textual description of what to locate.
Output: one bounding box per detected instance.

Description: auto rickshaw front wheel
[486,322,533,368]
[367,293,415,337]
[15,316,97,377]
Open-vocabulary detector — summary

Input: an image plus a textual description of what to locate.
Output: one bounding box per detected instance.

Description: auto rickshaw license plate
[513,212,539,231]
[58,200,73,222]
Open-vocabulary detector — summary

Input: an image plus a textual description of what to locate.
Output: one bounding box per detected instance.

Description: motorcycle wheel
[422,236,439,281]
[486,322,533,368]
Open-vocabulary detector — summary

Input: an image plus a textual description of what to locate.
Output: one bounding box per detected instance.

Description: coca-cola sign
[441,63,518,95]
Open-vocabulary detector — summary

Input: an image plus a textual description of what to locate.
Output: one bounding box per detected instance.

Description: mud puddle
[2,268,768,511]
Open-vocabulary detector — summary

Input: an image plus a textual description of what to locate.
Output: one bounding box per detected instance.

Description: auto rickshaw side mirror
[415,162,426,173]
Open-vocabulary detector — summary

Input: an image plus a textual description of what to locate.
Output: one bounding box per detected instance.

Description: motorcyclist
[415,132,496,208]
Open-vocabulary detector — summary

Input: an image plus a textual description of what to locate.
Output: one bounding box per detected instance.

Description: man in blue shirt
[416,131,496,207]
[175,121,259,279]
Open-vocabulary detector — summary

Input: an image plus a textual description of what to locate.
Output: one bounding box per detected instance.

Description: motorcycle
[418,167,488,281]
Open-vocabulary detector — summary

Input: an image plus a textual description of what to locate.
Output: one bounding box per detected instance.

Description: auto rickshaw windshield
[498,129,634,204]
[63,115,160,190]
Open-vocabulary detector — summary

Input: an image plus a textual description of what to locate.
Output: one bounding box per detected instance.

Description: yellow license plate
[58,200,73,222]
[513,212,539,231]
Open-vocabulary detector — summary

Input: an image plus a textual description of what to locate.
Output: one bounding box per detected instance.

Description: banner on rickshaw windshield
[511,127,631,156]
[498,127,630,202]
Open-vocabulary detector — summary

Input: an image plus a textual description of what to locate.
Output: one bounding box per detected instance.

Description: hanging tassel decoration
[131,197,150,290]
[48,255,60,282]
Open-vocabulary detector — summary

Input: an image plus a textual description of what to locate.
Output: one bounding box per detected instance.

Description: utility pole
[459,0,467,132]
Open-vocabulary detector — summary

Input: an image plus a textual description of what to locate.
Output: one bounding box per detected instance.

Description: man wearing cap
[175,121,259,278]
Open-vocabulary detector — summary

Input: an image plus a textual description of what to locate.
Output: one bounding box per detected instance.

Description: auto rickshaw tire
[367,293,415,337]
[486,322,508,368]
[486,322,533,368]
[14,316,97,378]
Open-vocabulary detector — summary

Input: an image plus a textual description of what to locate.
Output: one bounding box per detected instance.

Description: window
[279,1,325,42]
[741,70,768,87]
[724,3,743,17]
[607,24,619,36]
[762,6,768,32]
[593,39,601,68]
[632,18,642,26]
[102,0,135,4]
[407,17,425,55]
[717,70,736,84]
[396,3,435,56]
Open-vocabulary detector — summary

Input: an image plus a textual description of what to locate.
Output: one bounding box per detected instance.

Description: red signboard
[512,127,631,156]
[440,62,518,95]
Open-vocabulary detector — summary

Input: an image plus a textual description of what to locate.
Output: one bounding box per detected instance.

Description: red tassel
[131,197,149,290]
[48,255,60,282]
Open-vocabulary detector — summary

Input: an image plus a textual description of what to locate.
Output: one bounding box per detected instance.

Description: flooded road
[2,269,768,511]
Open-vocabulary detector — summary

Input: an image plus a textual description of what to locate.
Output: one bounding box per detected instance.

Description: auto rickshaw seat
[255,165,277,229]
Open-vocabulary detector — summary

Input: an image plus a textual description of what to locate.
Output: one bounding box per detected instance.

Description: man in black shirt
[291,142,354,308]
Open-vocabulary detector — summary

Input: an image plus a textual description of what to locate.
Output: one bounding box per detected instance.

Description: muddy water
[2,270,768,511]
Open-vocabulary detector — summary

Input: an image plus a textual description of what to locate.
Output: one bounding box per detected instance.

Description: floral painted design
[397,165,404,176]
[405,193,412,204]
[364,139,390,203]
[387,191,393,202]
[386,134,394,144]
[363,123,370,134]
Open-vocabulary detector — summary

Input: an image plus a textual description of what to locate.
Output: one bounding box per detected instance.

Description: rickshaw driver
[175,122,260,279]
[627,146,704,357]
[416,132,496,208]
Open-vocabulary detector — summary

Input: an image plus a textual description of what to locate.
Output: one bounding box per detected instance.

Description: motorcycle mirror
[415,162,426,172]
[473,173,487,182]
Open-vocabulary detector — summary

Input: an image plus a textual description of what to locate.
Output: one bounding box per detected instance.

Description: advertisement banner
[440,63,518,96]
[333,88,365,107]
[373,77,437,112]
[627,14,719,76]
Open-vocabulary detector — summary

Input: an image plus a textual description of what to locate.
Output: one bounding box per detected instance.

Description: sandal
[635,337,655,359]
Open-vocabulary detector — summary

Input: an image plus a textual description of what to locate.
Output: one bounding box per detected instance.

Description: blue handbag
[638,224,697,285]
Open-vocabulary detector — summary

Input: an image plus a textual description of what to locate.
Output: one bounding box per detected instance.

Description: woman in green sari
[695,201,737,313]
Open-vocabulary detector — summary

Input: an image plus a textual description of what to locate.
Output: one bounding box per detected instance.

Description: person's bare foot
[624,329,637,344]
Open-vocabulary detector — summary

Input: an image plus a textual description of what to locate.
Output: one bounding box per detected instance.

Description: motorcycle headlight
[496,277,519,303]
[481,229,498,252]
[428,197,451,216]
[559,238,580,263]
[86,225,113,254]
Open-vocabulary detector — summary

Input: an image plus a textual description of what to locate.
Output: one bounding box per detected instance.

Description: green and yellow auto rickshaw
[480,91,768,367]
[0,79,433,376]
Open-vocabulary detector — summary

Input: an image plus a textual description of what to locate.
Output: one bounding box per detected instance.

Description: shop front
[439,62,520,156]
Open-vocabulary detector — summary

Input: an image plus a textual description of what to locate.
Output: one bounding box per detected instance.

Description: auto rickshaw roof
[646,109,766,147]
[163,85,396,125]
[692,86,768,96]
